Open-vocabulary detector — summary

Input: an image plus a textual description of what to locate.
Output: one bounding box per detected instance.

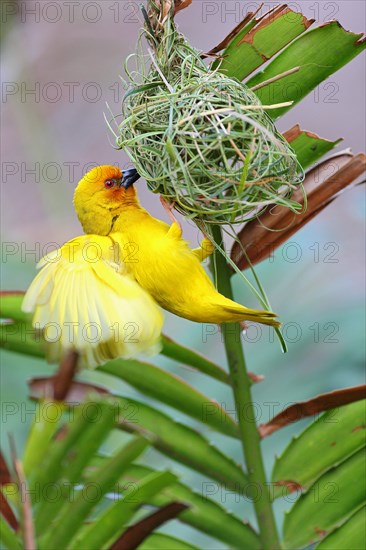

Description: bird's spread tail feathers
[221,302,281,328]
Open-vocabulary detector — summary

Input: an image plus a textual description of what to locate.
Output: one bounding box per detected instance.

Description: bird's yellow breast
[113,209,217,320]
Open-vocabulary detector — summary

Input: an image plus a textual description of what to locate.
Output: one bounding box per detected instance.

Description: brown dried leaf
[205,10,258,55]
[174,0,192,15]
[283,124,318,143]
[109,502,188,550]
[9,437,35,549]
[207,3,314,74]
[259,385,366,438]
[0,452,18,530]
[231,151,366,270]
[53,351,79,401]
[29,377,110,403]
[238,5,313,47]
[273,480,303,494]
[0,452,11,486]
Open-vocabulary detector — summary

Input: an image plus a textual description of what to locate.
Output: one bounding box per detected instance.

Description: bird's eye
[104,179,116,188]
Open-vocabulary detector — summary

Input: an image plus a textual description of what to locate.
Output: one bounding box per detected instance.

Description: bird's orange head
[73,165,140,235]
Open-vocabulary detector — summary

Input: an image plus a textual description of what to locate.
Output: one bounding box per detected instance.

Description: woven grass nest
[116,10,304,225]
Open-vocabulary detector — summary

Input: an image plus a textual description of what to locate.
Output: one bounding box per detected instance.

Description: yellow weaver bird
[73,165,280,328]
[22,167,164,368]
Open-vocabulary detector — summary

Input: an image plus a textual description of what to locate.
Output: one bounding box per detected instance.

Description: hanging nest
[115,2,304,225]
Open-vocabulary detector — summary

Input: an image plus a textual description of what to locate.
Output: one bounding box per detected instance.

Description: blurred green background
[1,1,365,547]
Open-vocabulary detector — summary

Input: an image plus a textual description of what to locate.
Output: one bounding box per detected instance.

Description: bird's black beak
[121,168,140,189]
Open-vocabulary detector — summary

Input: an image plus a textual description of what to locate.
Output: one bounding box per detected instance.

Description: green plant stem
[211,225,281,550]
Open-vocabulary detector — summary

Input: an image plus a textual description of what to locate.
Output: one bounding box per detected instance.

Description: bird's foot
[160,196,181,228]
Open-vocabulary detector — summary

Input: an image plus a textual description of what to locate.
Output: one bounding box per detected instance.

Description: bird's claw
[160,196,174,211]
[160,196,179,226]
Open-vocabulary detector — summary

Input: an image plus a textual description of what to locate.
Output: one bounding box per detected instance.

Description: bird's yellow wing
[22,235,163,368]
